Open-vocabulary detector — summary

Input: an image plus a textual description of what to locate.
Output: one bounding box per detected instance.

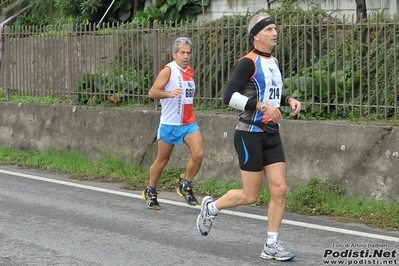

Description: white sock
[207,201,219,216]
[267,232,278,246]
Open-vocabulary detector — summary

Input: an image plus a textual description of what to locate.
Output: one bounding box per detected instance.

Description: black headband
[249,17,275,37]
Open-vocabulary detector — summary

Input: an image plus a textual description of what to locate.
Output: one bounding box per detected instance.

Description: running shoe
[196,196,216,236]
[142,187,161,210]
[176,184,199,206]
[260,242,296,261]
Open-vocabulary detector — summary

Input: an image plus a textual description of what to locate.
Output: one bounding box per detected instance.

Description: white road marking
[1,169,399,243]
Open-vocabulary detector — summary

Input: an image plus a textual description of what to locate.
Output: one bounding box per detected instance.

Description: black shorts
[233,130,285,172]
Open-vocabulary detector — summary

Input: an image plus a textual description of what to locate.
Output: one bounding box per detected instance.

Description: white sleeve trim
[229,92,249,110]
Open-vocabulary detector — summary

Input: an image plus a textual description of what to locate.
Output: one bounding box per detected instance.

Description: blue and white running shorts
[157,122,200,145]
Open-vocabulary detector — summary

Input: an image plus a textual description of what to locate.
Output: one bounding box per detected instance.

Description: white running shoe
[196,196,215,236]
[260,242,296,261]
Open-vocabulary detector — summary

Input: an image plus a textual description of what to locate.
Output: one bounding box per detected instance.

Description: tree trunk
[132,0,138,17]
[355,0,368,51]
[355,0,367,22]
[266,0,278,10]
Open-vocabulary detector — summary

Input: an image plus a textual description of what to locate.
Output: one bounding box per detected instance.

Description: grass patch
[197,178,242,197]
[286,178,399,231]
[0,147,398,231]
[0,91,149,108]
[0,92,68,104]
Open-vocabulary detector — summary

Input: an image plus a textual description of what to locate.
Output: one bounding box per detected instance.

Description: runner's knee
[270,183,287,197]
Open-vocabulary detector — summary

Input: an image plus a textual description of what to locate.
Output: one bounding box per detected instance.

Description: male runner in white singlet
[142,37,204,210]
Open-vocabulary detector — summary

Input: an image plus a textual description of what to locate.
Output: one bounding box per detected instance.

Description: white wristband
[229,92,249,111]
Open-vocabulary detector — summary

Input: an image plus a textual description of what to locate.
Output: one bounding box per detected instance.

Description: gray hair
[247,13,271,35]
[172,37,193,53]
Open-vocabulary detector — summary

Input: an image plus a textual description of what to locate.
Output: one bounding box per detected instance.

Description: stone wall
[1,102,398,201]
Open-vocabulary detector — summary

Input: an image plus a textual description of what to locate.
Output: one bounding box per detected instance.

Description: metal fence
[0,15,398,118]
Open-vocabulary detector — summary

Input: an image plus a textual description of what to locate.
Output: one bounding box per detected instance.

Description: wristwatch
[261,104,267,112]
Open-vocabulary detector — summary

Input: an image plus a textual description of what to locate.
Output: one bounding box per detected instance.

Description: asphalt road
[0,165,398,266]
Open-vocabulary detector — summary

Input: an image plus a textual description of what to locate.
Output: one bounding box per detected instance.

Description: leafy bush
[359,18,399,117]
[15,0,146,25]
[74,71,146,105]
[14,13,53,26]
[134,0,210,23]
[282,62,362,118]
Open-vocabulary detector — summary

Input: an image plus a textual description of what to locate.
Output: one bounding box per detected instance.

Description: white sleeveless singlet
[160,61,196,126]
